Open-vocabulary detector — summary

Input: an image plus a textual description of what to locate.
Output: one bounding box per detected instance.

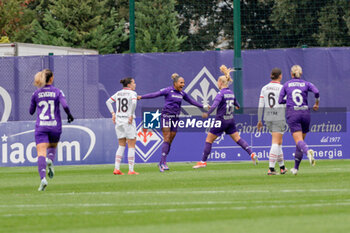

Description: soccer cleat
[163,163,170,171]
[113,169,124,175]
[38,178,48,191]
[47,158,54,179]
[307,149,316,166]
[280,168,288,175]
[128,171,139,175]
[193,161,207,169]
[267,169,277,175]
[290,168,298,175]
[158,164,164,173]
[251,152,259,165]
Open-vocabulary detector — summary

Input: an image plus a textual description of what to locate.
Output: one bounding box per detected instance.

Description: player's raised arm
[138,87,168,100]
[182,92,204,109]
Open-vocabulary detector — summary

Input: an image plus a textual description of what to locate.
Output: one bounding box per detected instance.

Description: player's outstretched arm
[139,88,168,100]
[183,92,204,109]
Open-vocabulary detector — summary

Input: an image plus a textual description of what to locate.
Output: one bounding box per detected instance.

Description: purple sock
[294,147,303,170]
[37,156,46,180]
[297,141,309,155]
[47,148,56,162]
[160,142,170,164]
[201,142,212,162]
[236,139,253,155]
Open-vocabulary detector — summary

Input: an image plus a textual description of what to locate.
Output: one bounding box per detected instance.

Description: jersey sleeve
[258,88,265,121]
[29,93,36,115]
[129,92,137,117]
[183,92,203,108]
[58,90,71,115]
[106,93,117,114]
[308,82,320,99]
[278,85,287,104]
[207,93,223,116]
[141,87,168,99]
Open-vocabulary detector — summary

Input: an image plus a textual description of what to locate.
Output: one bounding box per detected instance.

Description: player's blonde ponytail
[33,71,46,88]
[219,65,234,86]
[171,73,180,83]
[291,65,302,78]
[34,69,53,88]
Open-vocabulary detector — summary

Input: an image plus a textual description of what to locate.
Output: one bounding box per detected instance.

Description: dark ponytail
[120,77,133,87]
[271,68,282,80]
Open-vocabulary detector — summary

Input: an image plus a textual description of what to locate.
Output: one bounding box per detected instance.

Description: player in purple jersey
[278,65,319,175]
[138,73,208,172]
[29,69,74,191]
[193,65,258,169]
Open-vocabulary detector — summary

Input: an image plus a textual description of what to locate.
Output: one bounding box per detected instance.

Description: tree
[32,0,127,54]
[0,0,35,42]
[135,0,186,53]
[314,0,349,47]
[269,0,329,48]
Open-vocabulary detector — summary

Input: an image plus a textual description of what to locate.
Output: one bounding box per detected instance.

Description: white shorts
[115,121,137,139]
[265,120,286,134]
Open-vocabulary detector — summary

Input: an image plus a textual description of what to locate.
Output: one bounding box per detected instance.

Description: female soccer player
[278,65,320,175]
[257,68,287,175]
[193,65,258,168]
[29,69,74,191]
[106,77,139,175]
[138,73,208,172]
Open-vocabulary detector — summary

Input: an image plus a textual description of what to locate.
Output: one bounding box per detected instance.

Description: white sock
[128,148,135,172]
[115,146,125,170]
[269,144,279,168]
[278,144,285,167]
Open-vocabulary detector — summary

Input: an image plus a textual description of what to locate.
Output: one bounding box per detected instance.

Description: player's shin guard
[294,147,303,170]
[160,142,170,164]
[37,156,46,180]
[269,144,279,169]
[115,146,125,170]
[201,142,212,162]
[128,148,135,172]
[47,148,56,163]
[236,139,253,155]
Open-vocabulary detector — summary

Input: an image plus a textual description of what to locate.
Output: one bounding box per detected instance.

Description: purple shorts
[161,114,179,132]
[286,111,310,133]
[35,131,61,144]
[209,119,237,136]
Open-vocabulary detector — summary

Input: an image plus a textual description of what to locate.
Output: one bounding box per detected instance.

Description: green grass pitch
[1,160,350,233]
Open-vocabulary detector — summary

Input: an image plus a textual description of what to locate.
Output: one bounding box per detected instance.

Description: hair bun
[171,73,179,80]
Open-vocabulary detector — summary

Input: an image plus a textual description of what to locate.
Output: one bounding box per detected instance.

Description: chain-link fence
[172,0,350,51]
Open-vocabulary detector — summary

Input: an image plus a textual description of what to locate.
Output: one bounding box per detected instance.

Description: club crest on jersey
[182,66,219,116]
[0,86,12,122]
[143,109,161,129]
[136,122,163,162]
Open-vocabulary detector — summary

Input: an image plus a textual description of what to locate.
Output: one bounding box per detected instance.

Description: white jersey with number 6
[258,81,285,122]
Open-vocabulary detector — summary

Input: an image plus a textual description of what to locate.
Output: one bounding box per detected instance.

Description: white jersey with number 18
[109,88,137,125]
[258,81,285,122]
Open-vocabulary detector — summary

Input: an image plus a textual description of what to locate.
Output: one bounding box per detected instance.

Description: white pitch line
[32,188,350,196]
[2,201,350,218]
[1,199,339,209]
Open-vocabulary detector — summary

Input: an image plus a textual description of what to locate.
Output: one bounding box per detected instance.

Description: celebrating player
[106,77,139,175]
[278,65,320,175]
[29,69,74,191]
[257,68,287,175]
[193,65,258,168]
[138,73,208,172]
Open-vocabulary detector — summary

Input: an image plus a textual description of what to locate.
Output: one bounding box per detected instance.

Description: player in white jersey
[257,68,287,175]
[106,77,139,175]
